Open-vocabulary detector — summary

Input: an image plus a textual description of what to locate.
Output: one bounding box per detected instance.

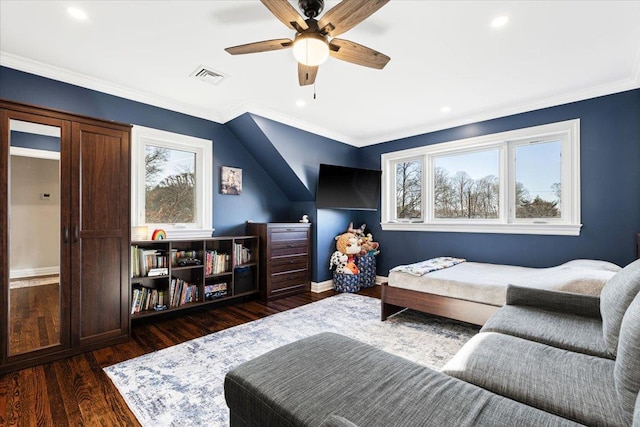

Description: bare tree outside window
[514,141,561,219]
[433,150,500,219]
[395,160,422,220]
[145,146,196,224]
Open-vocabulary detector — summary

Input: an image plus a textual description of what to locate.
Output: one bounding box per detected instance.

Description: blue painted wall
[359,89,640,274]
[0,67,291,237]
[3,66,638,284]
[227,113,361,282]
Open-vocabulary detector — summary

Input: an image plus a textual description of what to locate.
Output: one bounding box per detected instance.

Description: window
[132,126,213,238]
[381,119,581,235]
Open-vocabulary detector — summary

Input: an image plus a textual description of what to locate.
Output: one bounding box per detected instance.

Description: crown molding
[0,52,223,124]
[358,76,640,147]
[2,51,638,149]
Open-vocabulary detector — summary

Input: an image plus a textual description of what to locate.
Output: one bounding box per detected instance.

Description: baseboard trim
[311,280,334,293]
[311,276,387,293]
[10,266,59,280]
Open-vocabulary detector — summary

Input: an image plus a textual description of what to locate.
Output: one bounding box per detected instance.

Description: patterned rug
[104,293,479,426]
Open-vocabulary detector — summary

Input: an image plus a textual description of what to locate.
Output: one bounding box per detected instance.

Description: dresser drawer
[270,255,308,274]
[271,240,308,257]
[269,229,309,242]
[270,270,309,292]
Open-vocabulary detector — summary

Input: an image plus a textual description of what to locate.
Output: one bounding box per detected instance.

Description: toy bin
[356,255,377,288]
[333,272,360,293]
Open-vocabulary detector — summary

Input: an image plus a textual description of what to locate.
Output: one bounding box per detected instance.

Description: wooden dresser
[247,223,311,301]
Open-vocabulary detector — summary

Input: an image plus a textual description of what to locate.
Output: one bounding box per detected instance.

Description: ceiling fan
[225,0,391,86]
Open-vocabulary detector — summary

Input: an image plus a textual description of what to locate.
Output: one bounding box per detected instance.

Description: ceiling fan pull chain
[314,82,317,100]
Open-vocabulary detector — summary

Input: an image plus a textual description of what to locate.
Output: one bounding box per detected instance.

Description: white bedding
[387,259,620,306]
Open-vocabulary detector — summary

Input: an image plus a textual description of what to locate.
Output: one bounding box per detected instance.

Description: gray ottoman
[224,332,582,427]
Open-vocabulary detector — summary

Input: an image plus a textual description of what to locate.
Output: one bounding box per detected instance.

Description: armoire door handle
[63,225,69,244]
[74,225,79,243]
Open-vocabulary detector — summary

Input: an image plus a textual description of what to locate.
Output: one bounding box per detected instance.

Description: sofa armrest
[505,284,601,318]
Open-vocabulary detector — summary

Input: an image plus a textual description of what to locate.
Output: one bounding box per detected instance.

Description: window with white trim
[132,126,213,239]
[381,119,581,235]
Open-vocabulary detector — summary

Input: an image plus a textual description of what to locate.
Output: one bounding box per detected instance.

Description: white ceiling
[1,1,639,147]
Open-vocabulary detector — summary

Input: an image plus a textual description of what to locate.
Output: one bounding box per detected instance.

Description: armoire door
[1,108,72,367]
[70,121,130,347]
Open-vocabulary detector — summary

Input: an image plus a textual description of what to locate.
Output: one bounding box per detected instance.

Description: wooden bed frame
[381,282,500,326]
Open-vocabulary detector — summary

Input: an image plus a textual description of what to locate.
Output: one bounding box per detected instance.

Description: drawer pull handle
[287,244,294,248]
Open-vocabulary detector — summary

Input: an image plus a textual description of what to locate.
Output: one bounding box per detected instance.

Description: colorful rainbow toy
[151,229,167,240]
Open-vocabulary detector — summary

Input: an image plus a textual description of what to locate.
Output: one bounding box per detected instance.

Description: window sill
[139,228,215,240]
[380,222,582,236]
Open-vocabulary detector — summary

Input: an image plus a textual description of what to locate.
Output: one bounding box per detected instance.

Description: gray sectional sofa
[224,259,640,426]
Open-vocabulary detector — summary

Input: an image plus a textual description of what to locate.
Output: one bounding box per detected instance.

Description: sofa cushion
[442,332,625,427]
[225,332,583,427]
[614,292,640,424]
[319,415,360,427]
[600,258,640,355]
[481,305,609,358]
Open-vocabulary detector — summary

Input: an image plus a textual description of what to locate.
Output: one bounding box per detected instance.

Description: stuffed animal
[343,262,359,275]
[335,232,361,259]
[329,251,348,273]
[334,232,361,273]
[347,222,366,238]
[360,233,380,256]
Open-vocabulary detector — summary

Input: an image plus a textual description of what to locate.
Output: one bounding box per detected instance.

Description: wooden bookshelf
[130,236,259,319]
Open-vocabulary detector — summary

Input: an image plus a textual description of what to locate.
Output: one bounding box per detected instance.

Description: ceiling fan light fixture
[292,32,329,66]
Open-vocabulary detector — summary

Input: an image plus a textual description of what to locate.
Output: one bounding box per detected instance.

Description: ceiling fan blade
[298,63,318,86]
[329,38,390,69]
[260,0,309,32]
[225,38,293,55]
[318,0,389,37]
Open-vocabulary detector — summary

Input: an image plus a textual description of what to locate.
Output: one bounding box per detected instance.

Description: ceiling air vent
[190,65,227,85]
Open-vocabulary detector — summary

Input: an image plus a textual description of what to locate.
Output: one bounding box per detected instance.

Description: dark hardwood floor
[0,287,381,426]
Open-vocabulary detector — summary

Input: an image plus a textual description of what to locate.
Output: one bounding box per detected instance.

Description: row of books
[131,287,166,314]
[234,243,251,266]
[131,246,169,278]
[206,250,229,275]
[169,278,199,307]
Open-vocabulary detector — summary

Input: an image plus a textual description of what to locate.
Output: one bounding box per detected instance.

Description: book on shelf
[131,287,166,314]
[234,243,251,266]
[205,250,229,275]
[148,267,168,277]
[131,245,168,278]
[169,277,199,307]
[204,282,227,300]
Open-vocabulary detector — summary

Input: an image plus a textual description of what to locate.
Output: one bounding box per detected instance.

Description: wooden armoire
[0,99,131,373]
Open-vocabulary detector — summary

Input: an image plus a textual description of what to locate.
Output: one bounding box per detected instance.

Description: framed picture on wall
[221,166,242,195]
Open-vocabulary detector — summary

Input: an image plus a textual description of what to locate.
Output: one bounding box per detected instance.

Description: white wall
[9,156,60,278]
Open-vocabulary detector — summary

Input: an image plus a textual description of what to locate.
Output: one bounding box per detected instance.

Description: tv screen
[316,164,382,210]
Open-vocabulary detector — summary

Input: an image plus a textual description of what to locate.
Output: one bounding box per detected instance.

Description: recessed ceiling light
[491,15,509,28]
[296,100,306,108]
[440,106,451,113]
[67,7,88,20]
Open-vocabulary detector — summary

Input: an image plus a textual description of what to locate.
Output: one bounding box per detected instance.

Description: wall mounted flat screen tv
[316,163,382,211]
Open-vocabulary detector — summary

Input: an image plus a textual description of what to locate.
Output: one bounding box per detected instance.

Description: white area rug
[105,293,479,427]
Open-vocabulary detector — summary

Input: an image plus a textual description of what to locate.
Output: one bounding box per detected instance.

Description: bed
[381,259,621,326]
